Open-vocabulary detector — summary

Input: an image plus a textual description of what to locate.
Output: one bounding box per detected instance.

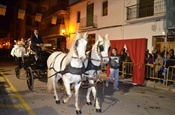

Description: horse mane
[63,33,82,66]
[93,34,110,56]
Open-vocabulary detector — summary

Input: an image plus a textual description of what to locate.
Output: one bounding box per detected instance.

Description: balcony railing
[40,25,61,37]
[126,0,165,20]
[42,3,67,18]
[79,15,97,30]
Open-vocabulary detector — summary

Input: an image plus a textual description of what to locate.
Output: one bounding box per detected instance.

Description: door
[86,3,94,27]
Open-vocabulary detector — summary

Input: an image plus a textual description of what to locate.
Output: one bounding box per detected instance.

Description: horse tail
[46,69,53,93]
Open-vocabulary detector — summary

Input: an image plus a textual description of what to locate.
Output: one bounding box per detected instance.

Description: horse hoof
[55,100,60,104]
[76,110,82,114]
[96,109,102,113]
[62,100,65,104]
[86,102,92,105]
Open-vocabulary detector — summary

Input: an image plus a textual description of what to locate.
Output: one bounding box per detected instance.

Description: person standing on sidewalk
[106,48,121,90]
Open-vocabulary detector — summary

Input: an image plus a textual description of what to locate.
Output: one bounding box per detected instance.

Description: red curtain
[125,39,146,85]
[106,38,146,85]
[110,40,125,54]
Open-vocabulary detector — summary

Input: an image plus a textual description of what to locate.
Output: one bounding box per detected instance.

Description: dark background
[0,0,17,37]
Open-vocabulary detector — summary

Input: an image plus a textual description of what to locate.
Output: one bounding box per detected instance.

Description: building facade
[68,0,174,53]
[39,0,69,51]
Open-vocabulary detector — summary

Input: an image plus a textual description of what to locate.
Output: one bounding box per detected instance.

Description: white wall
[68,0,165,53]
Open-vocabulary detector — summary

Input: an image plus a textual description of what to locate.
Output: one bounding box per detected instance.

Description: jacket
[109,54,122,69]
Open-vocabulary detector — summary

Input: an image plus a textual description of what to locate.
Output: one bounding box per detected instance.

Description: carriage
[13,43,51,91]
[25,50,50,90]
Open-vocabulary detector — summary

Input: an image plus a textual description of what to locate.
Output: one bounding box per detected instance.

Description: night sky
[0,0,17,37]
[0,0,78,37]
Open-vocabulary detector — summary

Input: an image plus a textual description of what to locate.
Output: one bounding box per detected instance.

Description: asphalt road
[0,61,175,115]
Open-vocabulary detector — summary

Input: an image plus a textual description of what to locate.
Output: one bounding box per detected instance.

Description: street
[0,61,175,115]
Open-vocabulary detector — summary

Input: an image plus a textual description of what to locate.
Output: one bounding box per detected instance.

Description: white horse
[47,32,88,114]
[83,34,110,112]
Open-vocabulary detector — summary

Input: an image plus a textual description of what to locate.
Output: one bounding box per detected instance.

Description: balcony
[126,0,165,23]
[40,25,61,37]
[42,3,67,18]
[79,15,97,30]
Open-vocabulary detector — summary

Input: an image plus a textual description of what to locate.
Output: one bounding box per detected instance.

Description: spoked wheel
[26,67,34,91]
[15,67,20,79]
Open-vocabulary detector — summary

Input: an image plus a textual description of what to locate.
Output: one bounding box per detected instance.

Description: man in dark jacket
[106,48,121,90]
[30,29,43,57]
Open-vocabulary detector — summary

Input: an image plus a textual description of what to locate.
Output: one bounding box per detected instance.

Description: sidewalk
[119,77,175,93]
[98,72,175,93]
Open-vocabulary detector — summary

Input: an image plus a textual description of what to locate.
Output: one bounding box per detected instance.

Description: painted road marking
[0,72,36,115]
[0,104,24,108]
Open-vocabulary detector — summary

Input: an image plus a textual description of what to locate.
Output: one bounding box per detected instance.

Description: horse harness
[81,51,103,88]
[48,52,85,78]
[85,51,101,75]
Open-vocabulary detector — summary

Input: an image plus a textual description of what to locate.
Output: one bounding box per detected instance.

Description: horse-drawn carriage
[12,42,51,90]
[11,32,111,114]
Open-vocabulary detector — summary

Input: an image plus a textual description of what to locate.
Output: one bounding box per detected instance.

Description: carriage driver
[30,29,43,59]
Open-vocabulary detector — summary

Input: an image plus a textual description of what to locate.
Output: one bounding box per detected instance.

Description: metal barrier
[166,66,175,86]
[102,61,174,86]
[121,62,133,78]
[145,64,164,81]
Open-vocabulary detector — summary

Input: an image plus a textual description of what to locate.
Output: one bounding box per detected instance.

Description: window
[102,1,108,16]
[139,0,154,18]
[77,11,81,23]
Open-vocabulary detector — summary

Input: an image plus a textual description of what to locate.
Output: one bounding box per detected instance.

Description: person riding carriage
[30,29,43,60]
[11,39,26,68]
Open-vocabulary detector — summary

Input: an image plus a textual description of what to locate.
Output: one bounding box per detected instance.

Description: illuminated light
[62,29,66,34]
[61,29,70,37]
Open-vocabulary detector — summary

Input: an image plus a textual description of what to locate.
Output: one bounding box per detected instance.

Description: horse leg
[62,78,72,103]
[74,82,82,114]
[47,70,60,104]
[89,80,101,112]
[53,75,61,104]
[86,87,92,105]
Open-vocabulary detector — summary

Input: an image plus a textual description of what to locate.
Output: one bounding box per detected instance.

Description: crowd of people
[145,47,175,78]
[105,47,175,90]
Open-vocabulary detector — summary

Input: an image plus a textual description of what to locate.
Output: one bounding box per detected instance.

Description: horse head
[74,32,88,62]
[95,34,111,64]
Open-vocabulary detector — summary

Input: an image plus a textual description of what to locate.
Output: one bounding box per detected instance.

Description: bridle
[81,39,110,88]
[95,41,110,62]
[73,37,88,60]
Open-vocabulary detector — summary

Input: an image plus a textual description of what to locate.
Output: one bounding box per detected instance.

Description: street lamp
[61,29,70,37]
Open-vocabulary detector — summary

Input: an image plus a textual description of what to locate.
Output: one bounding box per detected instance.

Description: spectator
[146,53,154,64]
[165,53,175,68]
[154,54,164,78]
[106,48,121,91]
[169,49,175,59]
[123,51,131,62]
[118,48,126,74]
[152,47,159,61]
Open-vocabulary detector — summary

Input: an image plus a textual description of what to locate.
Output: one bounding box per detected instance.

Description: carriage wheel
[26,67,34,91]
[15,67,20,79]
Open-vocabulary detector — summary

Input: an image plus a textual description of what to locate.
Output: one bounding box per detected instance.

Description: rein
[80,75,104,88]
[48,55,81,78]
[86,57,101,62]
